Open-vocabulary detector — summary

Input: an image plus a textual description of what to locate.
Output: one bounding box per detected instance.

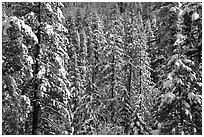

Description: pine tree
[121,3,136,134]
[2,3,37,134]
[3,2,73,135]
[105,4,126,125]
[2,2,202,135]
[152,2,202,135]
[71,6,108,135]
[121,3,155,135]
[39,2,73,134]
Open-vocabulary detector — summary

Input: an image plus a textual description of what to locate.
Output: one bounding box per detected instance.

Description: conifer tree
[153,3,202,135]
[3,2,73,135]
[122,3,155,135]
[2,3,37,134]
[105,4,126,124]
[71,7,108,135]
[2,2,202,135]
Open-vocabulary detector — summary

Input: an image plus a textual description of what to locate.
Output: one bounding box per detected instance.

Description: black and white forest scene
[1,1,202,135]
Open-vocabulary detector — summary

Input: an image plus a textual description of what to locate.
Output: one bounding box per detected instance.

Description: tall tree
[2,2,202,135]
[3,2,73,135]
[105,4,126,124]
[2,3,37,134]
[152,2,202,135]
[122,3,155,134]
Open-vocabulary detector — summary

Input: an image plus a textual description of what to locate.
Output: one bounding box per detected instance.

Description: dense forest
[2,2,202,135]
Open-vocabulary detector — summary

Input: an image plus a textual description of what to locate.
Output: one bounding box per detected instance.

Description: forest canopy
[1,2,202,135]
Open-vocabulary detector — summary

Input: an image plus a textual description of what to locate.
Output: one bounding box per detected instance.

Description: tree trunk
[124,63,132,134]
[32,2,41,135]
[111,52,115,122]
[127,63,132,99]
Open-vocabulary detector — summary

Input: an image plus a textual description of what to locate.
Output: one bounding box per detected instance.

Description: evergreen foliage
[2,2,202,135]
